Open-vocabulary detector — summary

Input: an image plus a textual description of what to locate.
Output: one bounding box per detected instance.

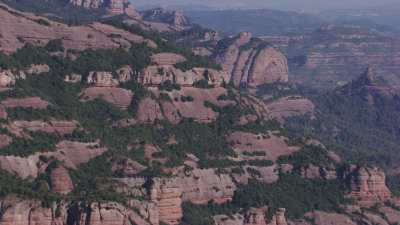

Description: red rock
[8,120,79,137]
[0,104,7,119]
[87,71,119,87]
[348,166,392,204]
[24,64,50,75]
[151,53,186,65]
[81,87,133,109]
[1,97,49,109]
[50,166,74,194]
[264,96,315,122]
[0,134,12,148]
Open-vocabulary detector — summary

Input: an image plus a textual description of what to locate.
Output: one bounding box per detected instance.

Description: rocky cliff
[215,32,289,87]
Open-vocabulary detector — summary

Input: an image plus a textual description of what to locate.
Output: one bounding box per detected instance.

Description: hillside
[0,2,400,225]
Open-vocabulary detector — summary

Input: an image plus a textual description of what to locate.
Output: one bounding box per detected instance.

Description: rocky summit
[0,1,400,225]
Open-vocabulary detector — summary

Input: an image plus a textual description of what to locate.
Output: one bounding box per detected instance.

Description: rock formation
[0,69,16,87]
[139,65,229,87]
[0,5,155,53]
[6,120,78,137]
[50,166,74,194]
[1,97,50,109]
[87,71,119,87]
[215,32,289,87]
[81,87,134,109]
[24,64,50,75]
[348,166,392,204]
[227,131,299,162]
[264,96,315,122]
[0,134,12,148]
[151,53,187,65]
[141,8,189,28]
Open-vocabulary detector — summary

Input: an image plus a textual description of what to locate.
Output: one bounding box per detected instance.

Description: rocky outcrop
[6,120,79,137]
[1,97,50,109]
[0,69,16,87]
[227,131,299,162]
[64,73,82,83]
[348,166,392,204]
[0,105,7,119]
[215,32,289,87]
[151,179,183,225]
[0,140,106,178]
[214,207,288,225]
[305,211,357,225]
[0,199,151,225]
[87,71,119,87]
[264,96,315,122]
[0,5,155,53]
[69,0,134,16]
[81,87,134,109]
[140,66,229,87]
[116,65,134,83]
[151,53,187,65]
[141,8,189,28]
[0,134,12,148]
[50,166,74,194]
[24,64,50,75]
[135,87,234,124]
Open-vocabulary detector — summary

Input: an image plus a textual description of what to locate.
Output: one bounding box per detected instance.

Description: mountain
[186,9,324,36]
[261,23,400,90]
[1,1,400,225]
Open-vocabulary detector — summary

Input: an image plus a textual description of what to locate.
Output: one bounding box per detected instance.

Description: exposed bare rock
[264,96,315,122]
[0,198,152,225]
[192,47,213,56]
[227,131,299,162]
[64,73,82,83]
[0,134,12,148]
[361,212,389,225]
[151,53,187,65]
[139,65,229,87]
[348,166,392,204]
[116,65,134,83]
[214,214,244,225]
[81,87,133,109]
[0,140,106,178]
[24,64,50,75]
[305,211,357,225]
[147,87,234,124]
[7,120,79,137]
[268,208,288,225]
[136,96,164,123]
[300,164,337,180]
[0,5,155,54]
[0,105,7,119]
[216,32,289,87]
[245,207,267,225]
[233,165,279,185]
[111,157,147,176]
[177,169,236,204]
[87,71,119,87]
[50,166,74,194]
[378,206,400,224]
[1,97,49,109]
[0,69,16,87]
[151,179,183,225]
[141,8,189,29]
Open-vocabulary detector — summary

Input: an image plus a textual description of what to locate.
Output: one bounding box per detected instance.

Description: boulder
[0,69,16,87]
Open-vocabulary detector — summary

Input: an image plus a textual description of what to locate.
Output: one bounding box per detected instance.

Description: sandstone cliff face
[0,199,151,225]
[69,0,133,16]
[5,120,79,137]
[139,65,229,87]
[50,166,74,194]
[215,32,289,87]
[214,207,288,225]
[141,8,189,28]
[263,96,315,122]
[151,53,187,66]
[348,166,392,204]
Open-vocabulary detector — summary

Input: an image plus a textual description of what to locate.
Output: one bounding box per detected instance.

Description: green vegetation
[0,132,59,156]
[233,174,348,219]
[278,145,332,168]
